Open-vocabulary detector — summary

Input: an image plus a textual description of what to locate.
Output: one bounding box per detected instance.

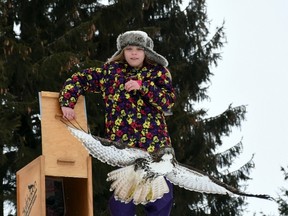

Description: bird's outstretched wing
[65,122,274,203]
[67,126,150,167]
[166,162,274,200]
[165,163,232,195]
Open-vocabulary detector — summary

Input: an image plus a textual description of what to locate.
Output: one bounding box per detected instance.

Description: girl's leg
[108,195,136,216]
[144,180,173,216]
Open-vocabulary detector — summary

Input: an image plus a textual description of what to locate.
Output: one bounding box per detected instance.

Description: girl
[59,30,176,215]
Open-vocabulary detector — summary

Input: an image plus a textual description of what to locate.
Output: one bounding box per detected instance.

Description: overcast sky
[201,0,288,215]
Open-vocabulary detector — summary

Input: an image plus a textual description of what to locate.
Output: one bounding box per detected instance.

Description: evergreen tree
[0,92,20,216]
[276,166,288,215]
[0,0,255,215]
[0,1,42,216]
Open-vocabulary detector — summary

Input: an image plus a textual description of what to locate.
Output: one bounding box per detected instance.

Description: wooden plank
[39,91,90,178]
[87,156,93,216]
[16,156,46,216]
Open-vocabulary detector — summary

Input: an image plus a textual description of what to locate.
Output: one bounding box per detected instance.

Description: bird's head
[150,146,175,162]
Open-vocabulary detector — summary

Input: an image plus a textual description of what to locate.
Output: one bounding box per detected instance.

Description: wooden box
[16,91,93,216]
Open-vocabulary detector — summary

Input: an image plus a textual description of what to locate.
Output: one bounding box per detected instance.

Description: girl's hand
[125,80,142,92]
[61,106,76,120]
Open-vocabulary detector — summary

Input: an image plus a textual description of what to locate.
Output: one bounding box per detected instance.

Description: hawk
[66,123,273,205]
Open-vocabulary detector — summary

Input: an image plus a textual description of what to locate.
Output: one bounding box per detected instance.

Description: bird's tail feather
[107,166,169,205]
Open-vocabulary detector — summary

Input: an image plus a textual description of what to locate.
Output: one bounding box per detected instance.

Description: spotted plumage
[67,125,274,205]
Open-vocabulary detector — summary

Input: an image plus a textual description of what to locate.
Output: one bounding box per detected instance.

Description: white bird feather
[66,125,273,205]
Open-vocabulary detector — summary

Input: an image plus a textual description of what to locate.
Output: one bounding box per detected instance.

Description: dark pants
[109,180,173,216]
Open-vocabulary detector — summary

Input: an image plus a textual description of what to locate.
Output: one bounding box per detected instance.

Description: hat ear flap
[146,37,154,50]
[144,50,168,67]
[116,34,123,50]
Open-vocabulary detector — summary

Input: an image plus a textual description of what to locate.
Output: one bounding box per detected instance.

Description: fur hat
[110,30,168,67]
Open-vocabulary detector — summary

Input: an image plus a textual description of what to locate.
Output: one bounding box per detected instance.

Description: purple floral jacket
[59,62,176,152]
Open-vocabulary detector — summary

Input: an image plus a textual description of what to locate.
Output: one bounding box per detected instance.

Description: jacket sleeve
[139,66,176,112]
[59,67,104,108]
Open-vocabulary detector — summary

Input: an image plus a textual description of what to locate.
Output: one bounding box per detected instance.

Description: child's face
[124,46,145,68]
